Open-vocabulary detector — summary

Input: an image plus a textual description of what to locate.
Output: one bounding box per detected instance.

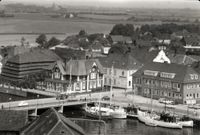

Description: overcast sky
[2,0,200,9]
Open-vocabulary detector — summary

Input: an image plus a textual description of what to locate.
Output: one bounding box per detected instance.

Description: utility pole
[110,62,114,105]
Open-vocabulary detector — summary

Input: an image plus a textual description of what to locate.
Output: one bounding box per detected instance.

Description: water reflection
[65,109,200,135]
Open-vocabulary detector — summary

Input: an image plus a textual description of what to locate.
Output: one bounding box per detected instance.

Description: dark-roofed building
[65,59,104,93]
[133,62,200,104]
[20,108,85,135]
[99,52,142,90]
[54,48,88,62]
[111,35,132,45]
[1,49,60,83]
[0,110,28,135]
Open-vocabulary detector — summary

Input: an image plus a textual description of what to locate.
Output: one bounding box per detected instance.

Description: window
[114,69,117,76]
[104,78,107,84]
[190,74,199,80]
[160,72,176,79]
[144,70,158,76]
[187,84,191,89]
[197,93,199,98]
[109,69,112,75]
[114,79,116,85]
[129,81,131,86]
[104,68,107,74]
[90,73,96,79]
[122,71,124,76]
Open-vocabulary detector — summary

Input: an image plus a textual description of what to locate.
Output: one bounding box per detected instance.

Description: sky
[1,0,200,9]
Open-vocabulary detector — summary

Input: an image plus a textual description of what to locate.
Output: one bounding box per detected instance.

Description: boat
[105,64,127,119]
[137,110,157,127]
[177,120,193,127]
[161,105,193,128]
[110,105,127,119]
[137,110,182,129]
[126,104,138,119]
[84,105,112,120]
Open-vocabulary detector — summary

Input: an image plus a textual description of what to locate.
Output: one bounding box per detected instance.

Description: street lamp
[9,98,12,110]
[36,95,40,108]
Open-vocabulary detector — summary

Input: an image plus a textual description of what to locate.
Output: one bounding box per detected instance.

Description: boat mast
[110,63,114,105]
[150,89,153,112]
[69,58,72,92]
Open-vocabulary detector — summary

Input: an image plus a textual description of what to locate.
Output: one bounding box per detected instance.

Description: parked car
[158,98,174,105]
[101,96,110,101]
[18,101,29,107]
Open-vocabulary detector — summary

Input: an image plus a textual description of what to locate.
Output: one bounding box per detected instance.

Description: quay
[1,89,200,121]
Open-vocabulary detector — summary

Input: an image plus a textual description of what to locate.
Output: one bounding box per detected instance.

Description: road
[1,88,200,120]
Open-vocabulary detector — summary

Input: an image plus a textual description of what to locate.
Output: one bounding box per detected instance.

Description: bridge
[0,97,98,116]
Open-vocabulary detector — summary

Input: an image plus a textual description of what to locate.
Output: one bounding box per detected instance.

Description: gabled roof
[184,35,200,46]
[8,49,60,64]
[111,35,124,42]
[54,48,86,62]
[0,110,28,132]
[21,108,85,135]
[57,60,67,75]
[99,52,142,70]
[131,47,159,64]
[167,54,200,65]
[65,59,104,76]
[111,35,132,43]
[133,62,199,83]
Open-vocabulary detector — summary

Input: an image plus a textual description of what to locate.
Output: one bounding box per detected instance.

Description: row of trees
[36,34,60,48]
[110,23,200,37]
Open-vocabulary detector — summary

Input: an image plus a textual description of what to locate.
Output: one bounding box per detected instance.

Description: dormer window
[190,74,198,80]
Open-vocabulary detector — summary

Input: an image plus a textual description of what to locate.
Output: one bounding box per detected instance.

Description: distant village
[0,23,200,106]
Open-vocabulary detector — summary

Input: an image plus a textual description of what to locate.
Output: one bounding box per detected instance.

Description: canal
[64,107,200,135]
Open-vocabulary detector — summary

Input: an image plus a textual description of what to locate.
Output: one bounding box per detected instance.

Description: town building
[65,59,104,93]
[20,108,85,135]
[1,49,60,84]
[110,35,132,45]
[43,59,104,94]
[132,62,200,104]
[99,49,142,90]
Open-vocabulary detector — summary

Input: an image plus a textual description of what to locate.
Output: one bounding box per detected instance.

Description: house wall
[183,83,200,104]
[133,76,183,104]
[104,67,134,89]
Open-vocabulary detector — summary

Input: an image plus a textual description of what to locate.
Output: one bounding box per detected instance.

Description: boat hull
[178,121,193,128]
[83,110,112,120]
[137,110,182,129]
[110,111,127,119]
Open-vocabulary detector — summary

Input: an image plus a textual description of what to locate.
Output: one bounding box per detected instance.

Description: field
[77,13,130,21]
[0,13,115,46]
[0,18,114,34]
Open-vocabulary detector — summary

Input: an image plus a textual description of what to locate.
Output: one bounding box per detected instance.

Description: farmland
[77,13,130,21]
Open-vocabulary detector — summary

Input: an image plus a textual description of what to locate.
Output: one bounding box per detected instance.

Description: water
[64,107,200,135]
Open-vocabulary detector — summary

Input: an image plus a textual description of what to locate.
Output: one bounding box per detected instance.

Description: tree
[21,37,26,46]
[36,34,47,48]
[110,24,134,36]
[79,30,87,36]
[47,37,60,48]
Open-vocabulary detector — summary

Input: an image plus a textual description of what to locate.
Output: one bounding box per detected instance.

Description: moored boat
[177,120,193,128]
[110,106,127,119]
[84,106,112,120]
[137,110,182,129]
